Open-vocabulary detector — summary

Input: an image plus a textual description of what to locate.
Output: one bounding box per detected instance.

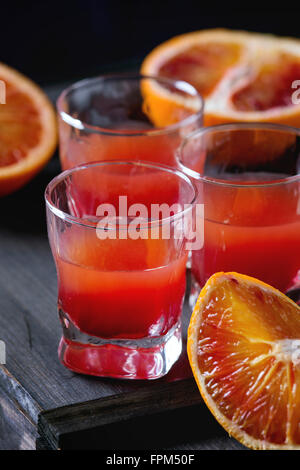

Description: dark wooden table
[0,83,245,450]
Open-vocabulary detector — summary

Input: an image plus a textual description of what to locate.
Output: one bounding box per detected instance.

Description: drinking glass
[45,161,198,379]
[178,123,300,303]
[57,75,203,170]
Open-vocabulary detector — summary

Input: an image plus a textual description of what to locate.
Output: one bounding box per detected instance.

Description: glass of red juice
[45,161,198,379]
[57,75,203,170]
[178,123,300,304]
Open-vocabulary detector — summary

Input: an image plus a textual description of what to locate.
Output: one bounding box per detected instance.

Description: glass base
[58,309,182,380]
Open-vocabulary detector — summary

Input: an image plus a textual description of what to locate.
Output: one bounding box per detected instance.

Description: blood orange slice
[187,272,300,450]
[0,63,57,196]
[141,29,300,127]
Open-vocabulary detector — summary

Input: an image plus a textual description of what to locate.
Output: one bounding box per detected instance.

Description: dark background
[2,3,300,86]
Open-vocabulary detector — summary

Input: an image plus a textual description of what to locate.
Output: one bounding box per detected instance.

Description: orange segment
[141,29,300,127]
[187,272,300,449]
[0,63,57,196]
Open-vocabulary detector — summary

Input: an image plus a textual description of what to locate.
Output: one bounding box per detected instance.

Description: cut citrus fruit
[187,272,300,450]
[141,29,300,127]
[0,63,57,196]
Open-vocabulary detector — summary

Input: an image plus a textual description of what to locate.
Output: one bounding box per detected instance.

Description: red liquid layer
[55,228,187,378]
[57,254,187,339]
[192,219,300,292]
[193,182,300,292]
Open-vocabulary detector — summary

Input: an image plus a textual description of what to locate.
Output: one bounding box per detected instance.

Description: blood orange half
[0,63,57,196]
[141,29,300,127]
[187,272,300,450]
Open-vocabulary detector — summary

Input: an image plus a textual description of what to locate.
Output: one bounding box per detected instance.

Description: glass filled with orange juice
[178,123,300,303]
[57,75,203,170]
[45,161,199,379]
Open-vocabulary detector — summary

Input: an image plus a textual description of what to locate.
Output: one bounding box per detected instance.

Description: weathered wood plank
[0,384,36,450]
[38,379,203,450]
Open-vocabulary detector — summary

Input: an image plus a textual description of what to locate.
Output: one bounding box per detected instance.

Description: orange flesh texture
[0,79,42,167]
[197,274,300,445]
[158,42,242,98]
[157,41,300,113]
[232,53,300,111]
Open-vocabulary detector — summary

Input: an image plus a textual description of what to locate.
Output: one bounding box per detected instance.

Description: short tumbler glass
[178,123,300,303]
[57,74,203,170]
[45,161,198,379]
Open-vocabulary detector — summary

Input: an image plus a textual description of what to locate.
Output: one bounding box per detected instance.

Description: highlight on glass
[57,74,204,170]
[45,161,200,380]
[178,122,300,303]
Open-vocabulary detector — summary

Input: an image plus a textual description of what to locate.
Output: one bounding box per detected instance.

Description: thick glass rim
[178,122,300,188]
[45,160,198,229]
[56,74,204,137]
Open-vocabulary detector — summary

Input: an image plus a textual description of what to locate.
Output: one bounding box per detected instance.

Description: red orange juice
[180,124,300,296]
[192,217,300,293]
[56,230,187,340]
[46,161,197,379]
[192,176,300,292]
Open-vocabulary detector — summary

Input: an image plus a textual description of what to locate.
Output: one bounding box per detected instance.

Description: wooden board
[0,82,245,450]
